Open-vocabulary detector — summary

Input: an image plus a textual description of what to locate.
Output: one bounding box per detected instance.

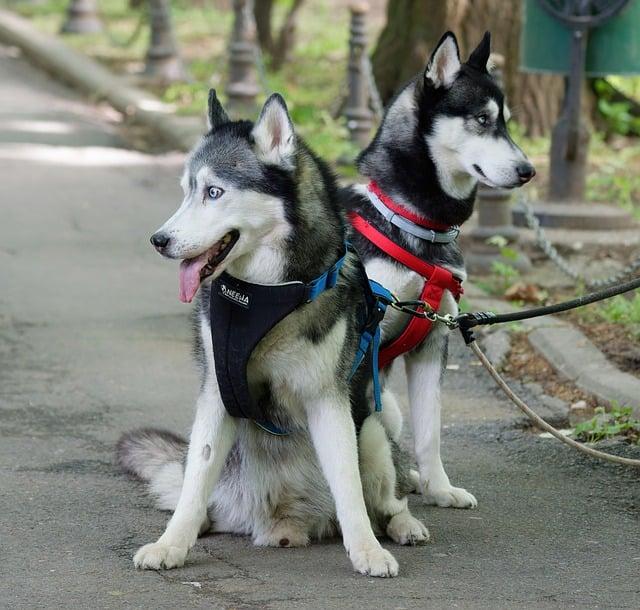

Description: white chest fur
[365,256,459,343]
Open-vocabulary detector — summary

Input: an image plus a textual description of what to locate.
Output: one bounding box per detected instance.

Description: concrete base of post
[226,85,259,118]
[142,52,188,85]
[464,244,532,275]
[60,0,102,34]
[512,200,635,231]
[344,107,373,148]
[464,185,531,274]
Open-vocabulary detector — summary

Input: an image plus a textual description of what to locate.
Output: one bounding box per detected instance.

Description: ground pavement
[1,45,639,610]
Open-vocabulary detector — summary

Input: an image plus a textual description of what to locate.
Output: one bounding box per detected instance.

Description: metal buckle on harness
[389,299,459,328]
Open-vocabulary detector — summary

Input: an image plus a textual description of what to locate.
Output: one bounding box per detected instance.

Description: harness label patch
[219,283,250,308]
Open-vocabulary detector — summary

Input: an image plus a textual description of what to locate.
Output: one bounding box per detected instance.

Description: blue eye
[208,186,224,200]
[476,114,488,125]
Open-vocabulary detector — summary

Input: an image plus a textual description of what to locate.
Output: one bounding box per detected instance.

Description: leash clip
[416,301,459,328]
[438,313,459,329]
[424,308,459,329]
[387,299,458,329]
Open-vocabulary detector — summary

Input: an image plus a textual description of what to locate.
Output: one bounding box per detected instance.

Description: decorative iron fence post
[344,2,373,147]
[465,54,530,274]
[61,0,103,34]
[144,0,188,83]
[226,0,260,115]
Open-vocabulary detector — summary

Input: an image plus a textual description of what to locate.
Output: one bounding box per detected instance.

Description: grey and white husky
[117,91,427,578]
[342,32,535,509]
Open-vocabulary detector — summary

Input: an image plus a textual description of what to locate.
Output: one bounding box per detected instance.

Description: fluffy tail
[116,428,187,511]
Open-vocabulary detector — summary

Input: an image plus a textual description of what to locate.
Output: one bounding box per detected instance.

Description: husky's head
[421,31,534,190]
[359,31,534,222]
[151,92,313,303]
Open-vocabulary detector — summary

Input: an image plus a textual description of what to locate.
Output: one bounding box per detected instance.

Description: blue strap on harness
[349,279,393,412]
[305,250,348,302]
[309,247,390,413]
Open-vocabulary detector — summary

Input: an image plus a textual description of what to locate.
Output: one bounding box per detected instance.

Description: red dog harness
[349,182,463,370]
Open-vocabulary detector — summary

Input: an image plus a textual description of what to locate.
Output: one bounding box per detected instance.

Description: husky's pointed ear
[207,89,229,130]
[467,31,491,72]
[425,32,461,89]
[252,93,295,167]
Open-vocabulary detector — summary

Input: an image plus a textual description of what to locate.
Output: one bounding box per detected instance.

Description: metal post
[143,0,188,84]
[548,27,589,201]
[226,0,260,115]
[466,54,531,274]
[344,2,373,147]
[513,2,633,231]
[60,0,102,34]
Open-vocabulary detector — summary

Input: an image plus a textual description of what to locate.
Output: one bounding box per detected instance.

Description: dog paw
[386,512,430,546]
[133,541,188,570]
[349,544,399,577]
[423,484,477,509]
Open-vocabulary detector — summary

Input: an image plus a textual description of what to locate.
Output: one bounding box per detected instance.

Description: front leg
[306,392,398,577]
[405,329,477,509]
[134,385,237,569]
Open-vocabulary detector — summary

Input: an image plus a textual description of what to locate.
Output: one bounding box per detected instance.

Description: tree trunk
[254,0,274,53]
[371,0,564,136]
[271,0,305,70]
[253,0,306,71]
[371,0,449,103]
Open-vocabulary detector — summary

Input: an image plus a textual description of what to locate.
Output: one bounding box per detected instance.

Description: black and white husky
[117,91,428,578]
[342,32,535,509]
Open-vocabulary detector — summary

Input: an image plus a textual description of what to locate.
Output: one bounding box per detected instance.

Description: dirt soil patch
[570,318,640,378]
[521,280,640,381]
[502,332,598,408]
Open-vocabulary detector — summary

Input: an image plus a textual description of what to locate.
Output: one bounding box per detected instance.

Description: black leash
[364,274,640,465]
[445,275,640,467]
[456,275,640,344]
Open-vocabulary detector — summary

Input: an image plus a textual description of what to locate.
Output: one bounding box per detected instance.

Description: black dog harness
[209,246,391,435]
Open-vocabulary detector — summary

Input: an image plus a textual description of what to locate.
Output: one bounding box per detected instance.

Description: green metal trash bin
[521,0,640,76]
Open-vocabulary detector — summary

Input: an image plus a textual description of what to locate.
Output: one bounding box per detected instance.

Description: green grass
[574,292,640,341]
[595,294,640,339]
[574,405,640,445]
[509,122,550,158]
[608,75,640,100]
[586,137,640,220]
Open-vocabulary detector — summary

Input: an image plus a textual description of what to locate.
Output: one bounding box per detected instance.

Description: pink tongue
[178,253,209,303]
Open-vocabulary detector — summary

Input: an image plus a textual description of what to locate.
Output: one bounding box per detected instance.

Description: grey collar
[366,188,460,244]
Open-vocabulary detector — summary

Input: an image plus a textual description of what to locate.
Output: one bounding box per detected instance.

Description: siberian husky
[117,91,428,578]
[342,32,535,509]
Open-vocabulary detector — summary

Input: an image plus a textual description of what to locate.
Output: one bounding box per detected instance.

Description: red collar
[367,181,453,233]
[348,211,463,297]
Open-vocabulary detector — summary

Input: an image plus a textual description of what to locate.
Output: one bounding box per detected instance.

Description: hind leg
[377,388,403,443]
[405,327,477,509]
[359,416,429,546]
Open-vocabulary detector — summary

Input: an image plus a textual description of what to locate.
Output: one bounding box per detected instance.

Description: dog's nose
[517,162,536,184]
[150,232,170,250]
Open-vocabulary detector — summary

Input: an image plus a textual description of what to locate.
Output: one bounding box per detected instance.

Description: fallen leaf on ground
[504,282,546,303]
